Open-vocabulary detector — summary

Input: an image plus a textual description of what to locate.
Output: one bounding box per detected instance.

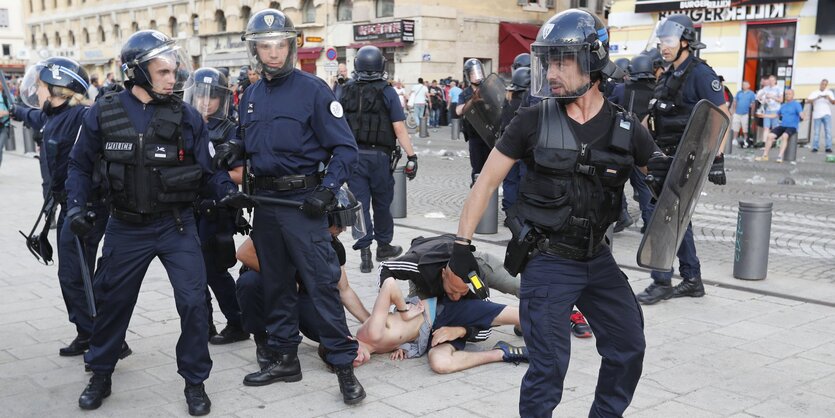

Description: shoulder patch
[711,79,722,92]
[329,101,344,118]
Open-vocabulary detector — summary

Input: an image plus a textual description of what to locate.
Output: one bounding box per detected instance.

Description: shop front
[347,19,414,81]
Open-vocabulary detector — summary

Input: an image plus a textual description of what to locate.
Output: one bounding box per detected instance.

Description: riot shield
[637,100,729,271]
[463,73,506,148]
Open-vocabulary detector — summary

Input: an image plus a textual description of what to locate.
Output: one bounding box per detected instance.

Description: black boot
[253,333,272,370]
[673,277,706,298]
[184,382,211,416]
[359,247,373,273]
[78,373,111,410]
[376,243,403,261]
[209,324,250,345]
[335,365,366,405]
[636,282,674,305]
[243,353,302,386]
[60,335,90,356]
[85,342,131,372]
[208,322,218,339]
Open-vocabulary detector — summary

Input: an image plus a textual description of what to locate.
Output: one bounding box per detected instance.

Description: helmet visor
[20,63,46,108]
[184,79,232,120]
[328,202,367,242]
[530,44,592,99]
[137,45,193,94]
[466,63,485,85]
[245,33,297,79]
[646,19,686,53]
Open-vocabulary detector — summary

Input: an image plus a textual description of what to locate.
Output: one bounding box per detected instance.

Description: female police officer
[448,10,667,417]
[211,9,365,405]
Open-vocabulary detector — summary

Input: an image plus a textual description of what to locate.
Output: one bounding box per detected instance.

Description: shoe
[812,148,819,153]
[640,224,647,234]
[776,157,783,163]
[754,155,769,161]
[513,325,523,336]
[376,243,403,261]
[672,277,705,298]
[737,140,746,149]
[208,322,218,339]
[335,365,366,405]
[826,149,833,153]
[359,247,373,273]
[613,212,634,233]
[59,335,90,356]
[78,373,111,410]
[570,310,593,338]
[636,282,674,305]
[243,353,302,386]
[209,324,250,345]
[85,342,131,372]
[184,382,211,416]
[317,344,335,373]
[493,341,529,364]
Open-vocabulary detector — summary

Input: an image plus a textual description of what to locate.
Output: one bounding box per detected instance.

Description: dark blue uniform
[346,84,405,251]
[237,69,358,367]
[650,55,725,285]
[66,89,236,384]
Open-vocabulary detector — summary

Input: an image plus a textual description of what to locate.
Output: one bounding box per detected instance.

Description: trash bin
[733,201,772,280]
[391,167,407,219]
[419,116,429,138]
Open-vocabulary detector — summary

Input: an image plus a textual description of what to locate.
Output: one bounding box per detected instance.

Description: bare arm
[393,121,415,156]
[717,103,732,156]
[236,237,259,272]
[356,277,410,348]
[229,166,244,185]
[337,266,371,323]
[455,149,517,241]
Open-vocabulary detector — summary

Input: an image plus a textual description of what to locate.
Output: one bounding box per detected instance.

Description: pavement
[0,125,834,417]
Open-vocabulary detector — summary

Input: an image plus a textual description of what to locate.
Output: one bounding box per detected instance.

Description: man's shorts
[763,111,779,129]
[731,113,749,132]
[432,296,506,351]
[771,126,797,138]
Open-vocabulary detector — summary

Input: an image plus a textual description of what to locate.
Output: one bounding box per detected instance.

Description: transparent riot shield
[463,73,506,148]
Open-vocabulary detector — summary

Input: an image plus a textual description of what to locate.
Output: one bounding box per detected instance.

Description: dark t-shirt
[496,100,658,167]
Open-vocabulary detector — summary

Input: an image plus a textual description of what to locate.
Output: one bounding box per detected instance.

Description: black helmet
[640,48,665,72]
[627,55,656,80]
[463,58,485,85]
[530,9,622,99]
[242,9,297,79]
[121,30,192,97]
[353,46,386,81]
[650,14,705,54]
[184,67,233,120]
[512,53,531,70]
[614,58,630,73]
[506,67,531,92]
[328,185,367,240]
[40,57,90,96]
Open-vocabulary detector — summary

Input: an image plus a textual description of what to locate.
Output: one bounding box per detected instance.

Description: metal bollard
[733,201,772,280]
[3,131,14,151]
[475,185,498,234]
[419,115,429,138]
[450,118,461,140]
[724,136,733,155]
[783,133,798,162]
[391,167,407,219]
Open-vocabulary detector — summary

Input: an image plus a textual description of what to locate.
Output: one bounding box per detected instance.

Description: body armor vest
[340,80,396,149]
[650,57,700,154]
[209,118,236,147]
[624,79,655,122]
[514,99,634,255]
[98,94,203,214]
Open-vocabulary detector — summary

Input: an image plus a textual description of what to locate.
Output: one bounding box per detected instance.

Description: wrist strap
[455,236,472,244]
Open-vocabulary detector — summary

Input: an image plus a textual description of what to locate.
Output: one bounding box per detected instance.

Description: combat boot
[672,277,705,298]
[636,282,674,305]
[243,353,302,386]
[209,324,250,345]
[60,335,90,356]
[335,365,366,405]
[376,243,403,261]
[78,373,111,410]
[359,247,373,273]
[254,333,273,370]
[184,382,211,416]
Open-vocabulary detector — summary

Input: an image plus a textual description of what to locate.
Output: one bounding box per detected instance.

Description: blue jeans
[812,115,832,150]
[430,107,441,127]
[413,103,426,128]
[0,125,8,168]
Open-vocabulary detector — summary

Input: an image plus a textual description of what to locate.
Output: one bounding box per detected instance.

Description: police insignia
[542,24,554,38]
[329,101,344,118]
[711,79,722,92]
[264,15,275,27]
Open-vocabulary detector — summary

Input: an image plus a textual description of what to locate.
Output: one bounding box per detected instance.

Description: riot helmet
[242,9,297,79]
[184,67,233,121]
[627,54,656,81]
[614,57,631,73]
[530,9,621,100]
[19,62,46,108]
[463,58,486,86]
[506,67,531,92]
[328,185,367,241]
[646,14,705,63]
[19,57,89,108]
[353,46,386,81]
[640,48,666,74]
[121,30,193,100]
[512,53,531,70]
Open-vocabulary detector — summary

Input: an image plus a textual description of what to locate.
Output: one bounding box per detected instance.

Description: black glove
[219,191,258,210]
[708,154,726,185]
[302,186,336,217]
[404,155,418,180]
[447,241,483,294]
[645,152,674,199]
[212,139,243,171]
[196,199,217,215]
[67,207,95,237]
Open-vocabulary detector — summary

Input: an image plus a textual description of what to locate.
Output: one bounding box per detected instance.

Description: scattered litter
[424,212,446,219]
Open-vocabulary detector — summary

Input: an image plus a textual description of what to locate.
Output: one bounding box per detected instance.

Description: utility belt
[254,174,320,192]
[357,144,394,155]
[504,215,603,275]
[539,240,603,262]
[111,206,189,233]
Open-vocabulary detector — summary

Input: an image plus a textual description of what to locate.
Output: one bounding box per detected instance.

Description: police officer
[448,10,662,416]
[66,30,240,415]
[211,9,365,404]
[457,58,492,185]
[499,66,530,214]
[636,14,730,305]
[340,45,417,273]
[185,67,250,344]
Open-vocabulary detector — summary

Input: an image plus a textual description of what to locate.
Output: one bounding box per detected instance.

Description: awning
[498,22,539,74]
[298,47,323,60]
[347,41,405,49]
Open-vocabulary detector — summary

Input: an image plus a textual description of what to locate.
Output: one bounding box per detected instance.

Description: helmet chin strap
[140,84,177,104]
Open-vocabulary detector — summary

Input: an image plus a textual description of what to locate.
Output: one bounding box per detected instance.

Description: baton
[73,212,98,318]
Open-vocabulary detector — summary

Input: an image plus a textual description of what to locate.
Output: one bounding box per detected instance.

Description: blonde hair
[52,86,92,107]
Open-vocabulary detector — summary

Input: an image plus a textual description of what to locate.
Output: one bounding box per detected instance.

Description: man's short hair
[418,77,424,84]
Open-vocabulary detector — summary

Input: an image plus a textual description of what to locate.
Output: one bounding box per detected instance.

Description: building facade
[1,0,28,76]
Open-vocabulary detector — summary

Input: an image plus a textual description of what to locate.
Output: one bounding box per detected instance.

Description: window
[68,0,71,5]
[269,2,281,9]
[0,8,9,28]
[112,24,120,40]
[53,0,57,8]
[68,30,75,46]
[241,6,251,26]
[302,0,315,23]
[337,0,352,22]
[132,22,139,33]
[169,17,178,37]
[191,14,199,35]
[98,25,105,43]
[82,28,89,44]
[40,0,45,11]
[55,31,61,47]
[570,0,588,8]
[2,44,11,57]
[150,20,157,31]
[215,10,226,32]
[42,33,48,47]
[376,0,393,18]
[29,0,33,13]
[31,33,36,47]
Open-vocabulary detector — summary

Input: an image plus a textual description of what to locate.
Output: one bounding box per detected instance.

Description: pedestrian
[807,78,834,153]
[332,62,349,100]
[756,89,804,162]
[0,80,10,169]
[429,80,444,128]
[210,8,366,405]
[448,10,654,416]
[636,13,731,305]
[731,80,757,148]
[340,45,418,273]
[447,79,462,122]
[409,77,428,129]
[67,30,241,416]
[456,59,493,185]
[756,74,782,142]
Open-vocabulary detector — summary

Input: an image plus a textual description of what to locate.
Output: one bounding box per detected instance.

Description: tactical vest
[209,118,236,147]
[98,94,203,215]
[624,78,655,122]
[650,57,700,154]
[514,99,634,256]
[340,80,396,149]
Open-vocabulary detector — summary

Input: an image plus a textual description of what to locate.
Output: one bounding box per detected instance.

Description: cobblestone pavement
[0,127,834,417]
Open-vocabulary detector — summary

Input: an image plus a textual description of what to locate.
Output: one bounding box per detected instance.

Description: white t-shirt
[411,84,428,105]
[808,89,835,119]
[756,86,782,112]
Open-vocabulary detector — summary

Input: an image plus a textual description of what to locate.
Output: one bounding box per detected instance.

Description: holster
[390,146,402,173]
[503,216,540,276]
